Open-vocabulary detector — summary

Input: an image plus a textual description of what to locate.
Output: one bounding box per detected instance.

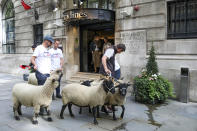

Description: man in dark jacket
[99,44,126,78]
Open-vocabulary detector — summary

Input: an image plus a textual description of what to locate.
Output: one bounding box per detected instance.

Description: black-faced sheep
[60,77,115,125]
[12,69,63,124]
[79,80,131,120]
[105,82,131,120]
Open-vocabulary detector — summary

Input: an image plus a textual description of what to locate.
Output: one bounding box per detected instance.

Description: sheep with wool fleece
[104,82,130,120]
[60,77,115,125]
[12,69,62,124]
[79,79,130,120]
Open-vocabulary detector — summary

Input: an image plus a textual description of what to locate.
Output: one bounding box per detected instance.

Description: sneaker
[56,94,62,99]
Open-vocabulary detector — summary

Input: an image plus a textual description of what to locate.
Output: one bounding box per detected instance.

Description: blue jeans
[35,71,50,85]
[115,69,121,80]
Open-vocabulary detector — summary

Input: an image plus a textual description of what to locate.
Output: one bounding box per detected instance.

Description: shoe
[56,94,62,99]
[101,106,112,113]
[106,108,112,113]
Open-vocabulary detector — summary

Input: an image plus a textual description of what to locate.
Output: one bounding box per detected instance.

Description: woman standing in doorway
[90,36,102,73]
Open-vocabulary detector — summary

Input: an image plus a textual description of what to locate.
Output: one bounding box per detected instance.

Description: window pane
[88,0,99,8]
[34,24,43,45]
[108,0,115,10]
[2,0,15,54]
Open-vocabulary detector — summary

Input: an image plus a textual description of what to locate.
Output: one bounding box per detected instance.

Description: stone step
[66,72,100,84]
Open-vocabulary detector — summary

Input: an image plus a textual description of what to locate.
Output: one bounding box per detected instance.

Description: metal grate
[167,0,197,39]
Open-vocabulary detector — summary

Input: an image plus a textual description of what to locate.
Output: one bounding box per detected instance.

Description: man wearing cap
[31,35,54,115]
[99,43,126,113]
[31,35,54,85]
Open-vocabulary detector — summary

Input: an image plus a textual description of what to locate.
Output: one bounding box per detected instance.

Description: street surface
[0,73,197,131]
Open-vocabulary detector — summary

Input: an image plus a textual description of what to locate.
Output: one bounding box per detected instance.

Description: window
[78,0,115,10]
[167,0,197,39]
[2,0,15,54]
[33,24,43,46]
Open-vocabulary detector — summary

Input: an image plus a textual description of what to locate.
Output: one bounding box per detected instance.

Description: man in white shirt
[31,35,54,115]
[99,44,126,78]
[49,39,64,98]
[115,57,121,79]
[31,35,54,85]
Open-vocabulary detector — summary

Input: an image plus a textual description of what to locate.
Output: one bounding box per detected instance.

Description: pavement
[0,73,197,131]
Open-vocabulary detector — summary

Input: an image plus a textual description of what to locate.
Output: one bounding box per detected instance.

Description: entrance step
[66,72,100,84]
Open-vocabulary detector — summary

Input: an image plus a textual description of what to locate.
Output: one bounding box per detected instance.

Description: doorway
[80,22,115,73]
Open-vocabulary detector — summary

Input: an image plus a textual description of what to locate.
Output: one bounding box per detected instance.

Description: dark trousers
[115,69,121,80]
[35,71,50,85]
[56,75,62,95]
[35,71,50,114]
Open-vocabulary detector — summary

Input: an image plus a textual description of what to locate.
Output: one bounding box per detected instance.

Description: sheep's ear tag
[52,79,56,83]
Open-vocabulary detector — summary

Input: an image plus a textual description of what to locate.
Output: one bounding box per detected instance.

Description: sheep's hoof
[94,120,98,125]
[113,117,117,121]
[32,120,38,125]
[70,114,75,118]
[15,116,20,121]
[18,111,22,116]
[47,117,53,122]
[60,115,64,119]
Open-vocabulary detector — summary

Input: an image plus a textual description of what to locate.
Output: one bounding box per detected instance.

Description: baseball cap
[44,35,54,43]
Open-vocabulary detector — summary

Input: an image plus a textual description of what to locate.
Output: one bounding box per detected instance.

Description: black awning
[63,8,115,26]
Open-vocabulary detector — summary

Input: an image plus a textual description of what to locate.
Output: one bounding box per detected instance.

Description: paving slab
[0,73,197,131]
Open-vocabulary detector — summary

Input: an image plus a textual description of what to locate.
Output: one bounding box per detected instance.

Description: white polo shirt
[49,48,63,71]
[33,45,51,74]
[104,48,120,71]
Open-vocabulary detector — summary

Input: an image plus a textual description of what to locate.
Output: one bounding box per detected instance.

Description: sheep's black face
[103,79,115,94]
[81,80,93,87]
[116,83,130,96]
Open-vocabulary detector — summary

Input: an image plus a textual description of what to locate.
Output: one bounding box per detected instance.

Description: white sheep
[28,73,38,85]
[79,80,130,120]
[60,77,115,125]
[12,69,62,124]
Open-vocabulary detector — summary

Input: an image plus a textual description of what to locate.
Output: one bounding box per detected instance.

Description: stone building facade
[0,0,197,101]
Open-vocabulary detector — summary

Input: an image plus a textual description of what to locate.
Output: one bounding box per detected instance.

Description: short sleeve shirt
[104,48,120,71]
[104,49,114,59]
[49,48,63,70]
[33,45,51,74]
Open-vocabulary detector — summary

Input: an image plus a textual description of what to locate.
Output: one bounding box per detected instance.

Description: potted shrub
[133,45,175,104]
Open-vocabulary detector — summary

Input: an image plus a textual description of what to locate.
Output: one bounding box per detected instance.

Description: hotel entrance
[63,0,115,77]
[80,22,115,72]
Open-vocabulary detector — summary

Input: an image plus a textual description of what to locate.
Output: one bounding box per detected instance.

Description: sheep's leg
[96,106,100,118]
[32,105,40,125]
[79,107,82,114]
[45,107,52,122]
[92,107,98,125]
[68,103,74,117]
[89,106,92,113]
[60,104,67,119]
[112,105,117,121]
[18,103,22,115]
[120,105,125,119]
[13,100,20,121]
